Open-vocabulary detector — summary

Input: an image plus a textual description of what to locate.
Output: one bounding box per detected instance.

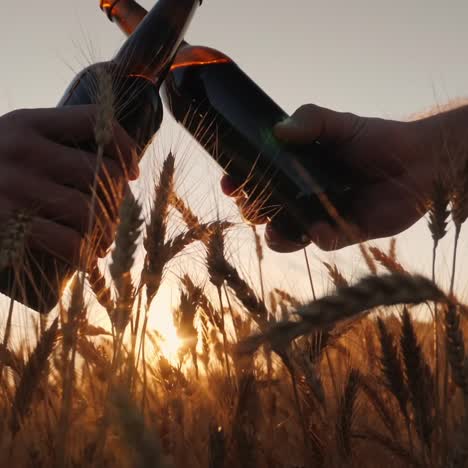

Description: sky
[1,0,468,336]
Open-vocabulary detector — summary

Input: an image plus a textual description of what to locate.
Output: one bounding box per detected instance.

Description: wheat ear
[445,303,468,397]
[239,273,445,353]
[336,369,360,459]
[377,317,409,419]
[143,153,174,307]
[400,308,434,448]
[369,246,406,274]
[88,262,114,314]
[323,262,349,288]
[109,191,143,334]
[10,318,59,434]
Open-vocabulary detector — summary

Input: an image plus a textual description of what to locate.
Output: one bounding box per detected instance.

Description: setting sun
[157,322,183,363]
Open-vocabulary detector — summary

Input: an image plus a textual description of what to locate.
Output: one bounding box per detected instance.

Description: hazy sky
[1,1,468,333]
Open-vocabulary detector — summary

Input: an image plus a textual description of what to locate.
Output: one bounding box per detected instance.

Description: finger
[0,198,84,269]
[33,135,128,197]
[274,104,362,146]
[0,172,116,254]
[22,106,139,179]
[20,105,100,141]
[306,177,423,251]
[30,136,128,227]
[264,223,310,253]
[220,175,243,197]
[305,221,350,252]
[348,176,423,239]
[105,121,140,180]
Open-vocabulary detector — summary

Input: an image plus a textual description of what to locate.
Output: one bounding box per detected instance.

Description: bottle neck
[108,0,198,84]
[100,0,147,36]
[103,0,191,48]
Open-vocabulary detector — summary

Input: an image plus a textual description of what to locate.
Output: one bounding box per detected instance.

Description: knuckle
[2,108,29,127]
[0,114,37,162]
[295,103,318,116]
[341,111,362,132]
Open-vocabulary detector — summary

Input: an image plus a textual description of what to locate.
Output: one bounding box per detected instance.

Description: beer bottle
[103,0,354,243]
[0,0,200,313]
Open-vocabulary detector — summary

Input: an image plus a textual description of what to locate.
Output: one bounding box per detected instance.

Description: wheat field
[1,65,468,468]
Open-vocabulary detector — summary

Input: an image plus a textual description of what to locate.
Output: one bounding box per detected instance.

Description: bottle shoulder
[171,45,232,70]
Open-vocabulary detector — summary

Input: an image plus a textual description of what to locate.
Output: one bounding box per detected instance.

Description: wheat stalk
[444,303,468,397]
[0,344,23,375]
[359,376,398,436]
[377,317,409,419]
[83,63,116,275]
[88,262,114,314]
[110,388,166,468]
[109,191,143,334]
[239,273,446,352]
[273,288,302,309]
[175,286,200,376]
[428,177,450,255]
[206,225,268,328]
[336,368,360,458]
[251,225,265,302]
[170,192,200,229]
[166,221,232,260]
[323,262,348,288]
[205,223,232,377]
[400,308,434,448]
[143,153,175,307]
[450,154,468,293]
[10,318,59,434]
[353,430,423,467]
[369,246,406,274]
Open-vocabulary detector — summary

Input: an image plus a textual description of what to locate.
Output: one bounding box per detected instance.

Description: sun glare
[158,324,183,364]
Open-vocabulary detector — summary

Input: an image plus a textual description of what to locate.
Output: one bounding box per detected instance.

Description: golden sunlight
[158,322,183,364]
[147,287,184,365]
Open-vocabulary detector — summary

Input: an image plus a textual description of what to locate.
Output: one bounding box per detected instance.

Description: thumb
[274,104,362,146]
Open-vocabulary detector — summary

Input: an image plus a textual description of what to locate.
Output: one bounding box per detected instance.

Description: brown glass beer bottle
[0,0,200,313]
[103,0,354,243]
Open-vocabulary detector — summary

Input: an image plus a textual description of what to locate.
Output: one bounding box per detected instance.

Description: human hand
[221,104,429,252]
[0,105,139,267]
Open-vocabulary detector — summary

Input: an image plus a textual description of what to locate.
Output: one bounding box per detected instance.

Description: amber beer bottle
[0,0,200,313]
[104,0,353,241]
